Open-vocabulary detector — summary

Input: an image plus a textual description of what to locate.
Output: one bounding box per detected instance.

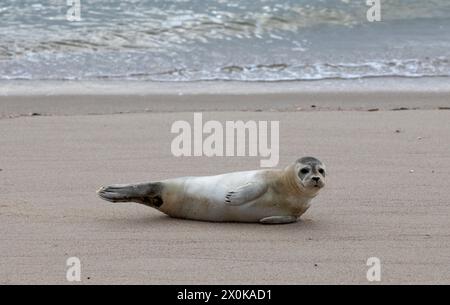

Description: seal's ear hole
[300,168,310,175]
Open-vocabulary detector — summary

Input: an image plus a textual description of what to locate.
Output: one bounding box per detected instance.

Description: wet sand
[0,80,449,284]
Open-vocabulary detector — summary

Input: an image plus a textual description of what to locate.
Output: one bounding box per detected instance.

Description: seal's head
[294,157,326,195]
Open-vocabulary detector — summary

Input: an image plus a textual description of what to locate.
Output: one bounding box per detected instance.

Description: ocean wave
[1,0,450,81]
[1,56,449,81]
[1,0,450,57]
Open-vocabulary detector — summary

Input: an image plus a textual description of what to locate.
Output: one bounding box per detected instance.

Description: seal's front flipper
[97,182,163,208]
[225,182,268,206]
[259,216,297,224]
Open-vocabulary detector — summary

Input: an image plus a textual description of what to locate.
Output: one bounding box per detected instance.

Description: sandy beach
[0,79,449,284]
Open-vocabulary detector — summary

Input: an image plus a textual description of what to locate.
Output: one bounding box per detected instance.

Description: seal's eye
[300,168,310,175]
[318,168,325,175]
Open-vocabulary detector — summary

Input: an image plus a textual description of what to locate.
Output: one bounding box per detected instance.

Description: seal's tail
[97,182,164,208]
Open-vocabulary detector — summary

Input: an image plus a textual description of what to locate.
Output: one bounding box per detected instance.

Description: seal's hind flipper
[97,184,133,202]
[97,182,164,208]
[259,216,297,224]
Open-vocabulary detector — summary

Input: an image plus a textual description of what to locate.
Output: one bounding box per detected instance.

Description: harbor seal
[97,157,326,224]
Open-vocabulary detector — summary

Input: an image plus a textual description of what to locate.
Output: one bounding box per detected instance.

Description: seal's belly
[164,196,283,222]
[159,174,310,222]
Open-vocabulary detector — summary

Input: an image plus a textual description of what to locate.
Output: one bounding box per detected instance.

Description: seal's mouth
[312,181,324,189]
[297,178,324,190]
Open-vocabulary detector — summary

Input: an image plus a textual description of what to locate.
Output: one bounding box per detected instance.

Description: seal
[97,157,326,224]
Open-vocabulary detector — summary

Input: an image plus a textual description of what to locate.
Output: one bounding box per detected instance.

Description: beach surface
[0,79,449,284]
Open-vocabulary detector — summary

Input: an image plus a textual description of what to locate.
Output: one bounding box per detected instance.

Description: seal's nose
[312,177,320,183]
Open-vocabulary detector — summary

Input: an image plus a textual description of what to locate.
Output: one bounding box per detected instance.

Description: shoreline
[3,77,450,96]
[1,77,450,118]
